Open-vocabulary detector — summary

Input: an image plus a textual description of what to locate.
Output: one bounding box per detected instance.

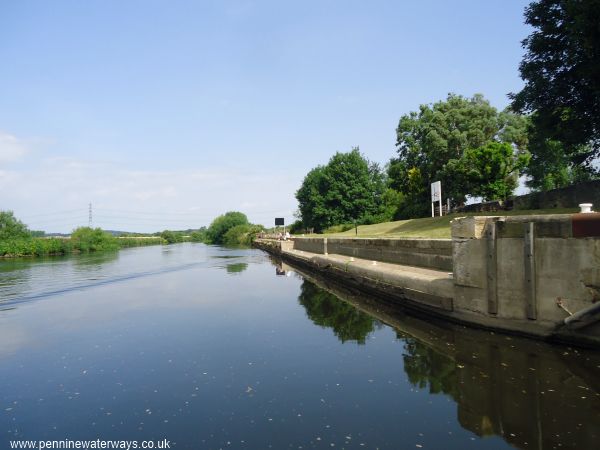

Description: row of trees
[295,96,536,230]
[296,0,599,230]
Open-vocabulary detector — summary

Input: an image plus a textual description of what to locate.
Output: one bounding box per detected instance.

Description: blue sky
[0,0,530,232]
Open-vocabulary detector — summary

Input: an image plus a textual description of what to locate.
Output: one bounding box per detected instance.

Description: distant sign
[431,181,441,202]
[275,217,285,226]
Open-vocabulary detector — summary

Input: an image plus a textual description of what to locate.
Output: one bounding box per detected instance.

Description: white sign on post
[431,181,442,217]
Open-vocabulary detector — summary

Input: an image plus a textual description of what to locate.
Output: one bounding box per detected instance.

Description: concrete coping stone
[451,214,575,239]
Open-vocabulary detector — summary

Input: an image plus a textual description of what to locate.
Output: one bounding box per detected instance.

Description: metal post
[524,222,537,320]
[486,221,498,314]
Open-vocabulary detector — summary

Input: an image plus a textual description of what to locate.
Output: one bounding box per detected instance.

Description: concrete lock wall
[326,238,453,271]
[293,237,327,254]
[451,215,600,325]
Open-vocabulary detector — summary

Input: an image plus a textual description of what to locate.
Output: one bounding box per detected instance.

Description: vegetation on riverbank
[0,207,267,258]
[0,210,171,258]
[201,211,264,246]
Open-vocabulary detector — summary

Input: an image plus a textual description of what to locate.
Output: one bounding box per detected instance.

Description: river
[0,243,599,449]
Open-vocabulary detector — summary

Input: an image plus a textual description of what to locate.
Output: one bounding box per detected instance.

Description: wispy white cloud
[0,131,28,163]
[1,156,302,233]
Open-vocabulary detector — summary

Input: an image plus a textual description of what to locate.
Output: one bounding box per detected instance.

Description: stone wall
[513,179,600,210]
[455,180,600,213]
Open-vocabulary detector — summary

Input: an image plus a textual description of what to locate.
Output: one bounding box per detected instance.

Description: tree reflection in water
[297,279,380,344]
[225,262,248,274]
[402,338,460,399]
[288,263,600,450]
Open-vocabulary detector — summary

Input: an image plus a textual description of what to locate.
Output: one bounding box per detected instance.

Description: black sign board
[274,217,284,226]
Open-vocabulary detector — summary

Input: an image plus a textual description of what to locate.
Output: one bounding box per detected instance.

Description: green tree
[205,211,249,244]
[190,227,207,242]
[296,148,386,232]
[389,94,528,217]
[443,142,530,201]
[0,211,30,240]
[70,227,119,252]
[525,126,597,190]
[510,0,600,168]
[160,230,180,244]
[222,223,264,246]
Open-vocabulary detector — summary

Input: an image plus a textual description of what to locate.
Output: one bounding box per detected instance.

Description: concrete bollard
[579,203,594,213]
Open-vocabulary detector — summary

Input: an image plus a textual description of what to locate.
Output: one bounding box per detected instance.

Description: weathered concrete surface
[310,252,454,310]
[293,237,327,254]
[327,238,452,271]
[254,213,600,347]
[451,215,600,331]
[293,236,452,270]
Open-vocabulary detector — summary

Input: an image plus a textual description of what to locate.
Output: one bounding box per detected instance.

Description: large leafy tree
[443,142,530,201]
[296,148,386,232]
[205,211,249,244]
[510,0,600,178]
[0,211,30,240]
[388,94,528,216]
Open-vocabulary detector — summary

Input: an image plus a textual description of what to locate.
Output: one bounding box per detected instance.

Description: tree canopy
[0,211,30,240]
[295,148,387,232]
[205,211,249,244]
[388,94,528,216]
[510,0,600,167]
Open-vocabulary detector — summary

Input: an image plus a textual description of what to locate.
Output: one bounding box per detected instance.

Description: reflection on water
[226,263,248,274]
[298,279,380,344]
[0,247,598,450]
[290,262,600,450]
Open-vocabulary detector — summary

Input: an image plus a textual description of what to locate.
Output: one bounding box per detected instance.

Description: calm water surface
[1,243,599,449]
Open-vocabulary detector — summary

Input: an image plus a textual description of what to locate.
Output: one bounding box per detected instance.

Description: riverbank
[0,235,165,258]
[254,212,600,348]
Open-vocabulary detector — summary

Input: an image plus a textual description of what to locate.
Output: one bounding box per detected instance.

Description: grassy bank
[319,208,578,239]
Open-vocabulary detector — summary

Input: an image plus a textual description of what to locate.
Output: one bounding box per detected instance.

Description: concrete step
[285,249,454,310]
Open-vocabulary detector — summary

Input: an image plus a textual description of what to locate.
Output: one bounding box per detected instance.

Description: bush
[190,229,206,242]
[288,220,305,234]
[118,237,165,247]
[70,227,119,252]
[0,237,70,257]
[160,230,181,244]
[222,224,264,246]
[206,212,249,244]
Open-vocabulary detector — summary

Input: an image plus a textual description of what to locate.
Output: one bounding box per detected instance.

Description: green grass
[319,208,578,239]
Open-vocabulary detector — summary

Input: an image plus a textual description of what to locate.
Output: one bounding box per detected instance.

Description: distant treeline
[0,209,266,258]
[0,211,169,257]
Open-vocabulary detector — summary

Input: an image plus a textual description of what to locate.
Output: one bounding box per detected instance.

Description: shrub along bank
[0,211,171,258]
